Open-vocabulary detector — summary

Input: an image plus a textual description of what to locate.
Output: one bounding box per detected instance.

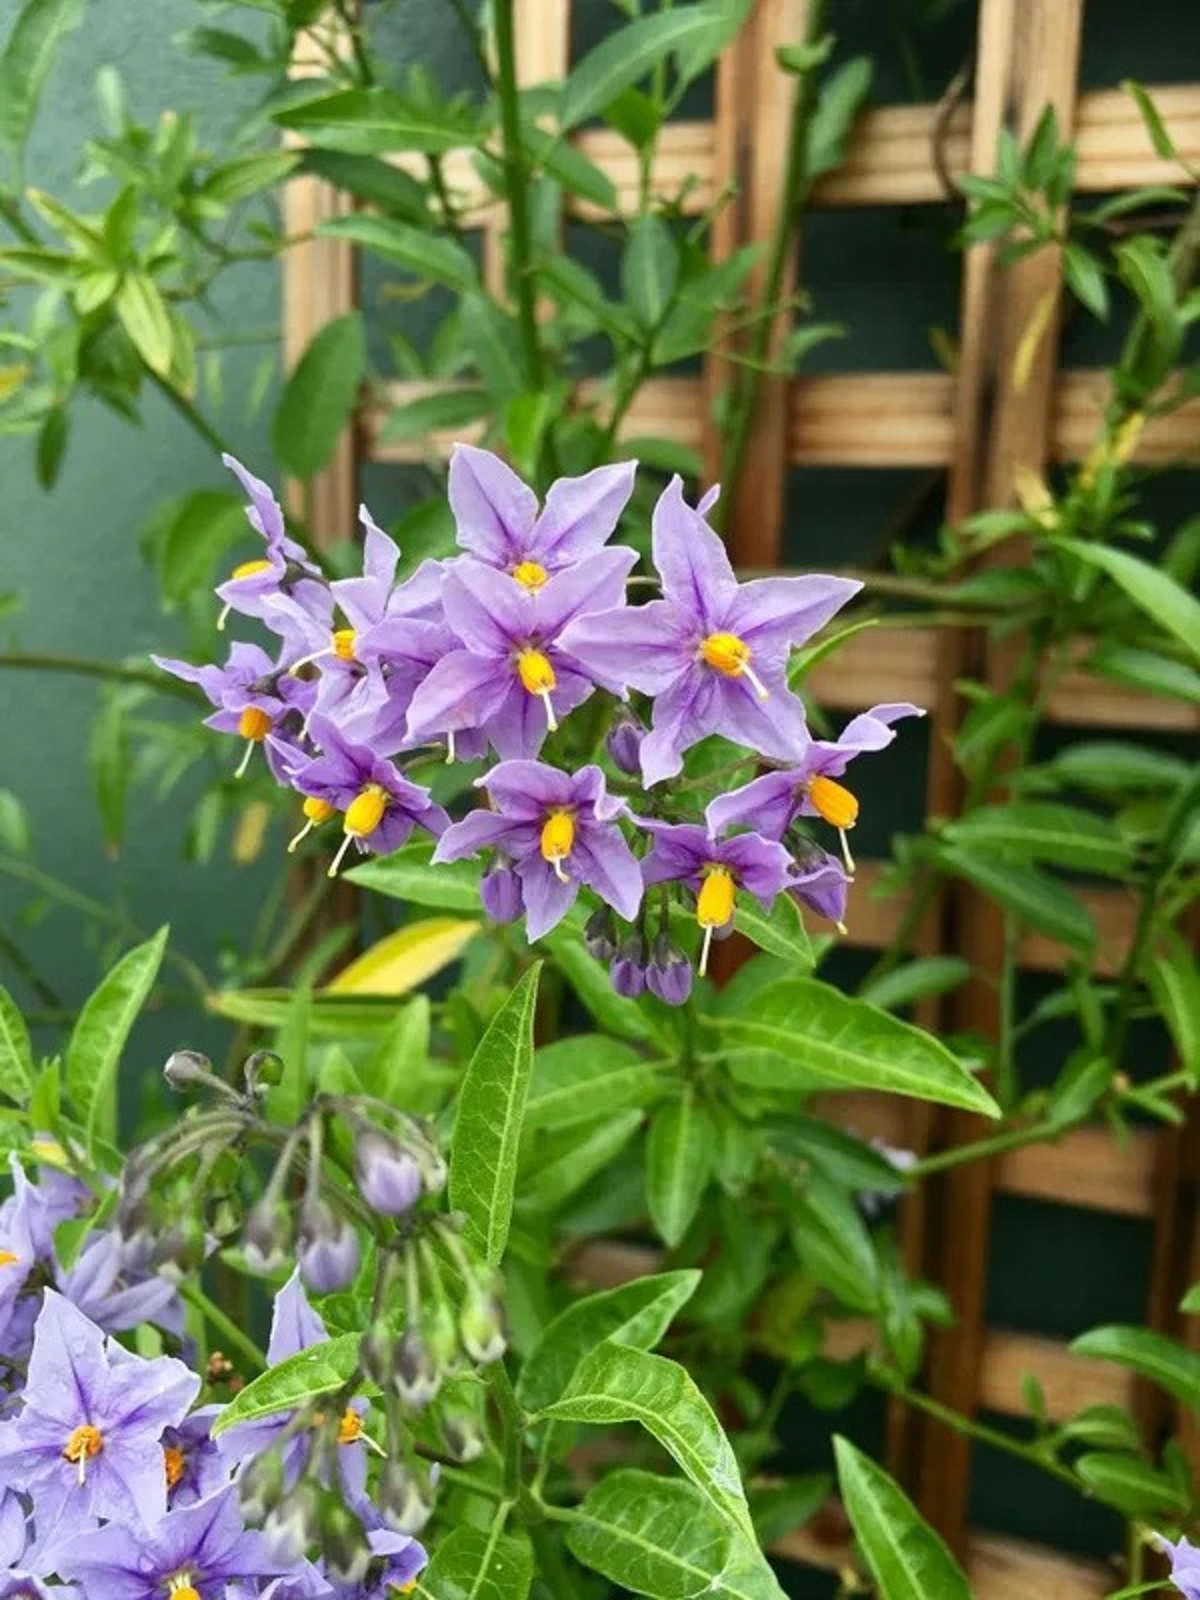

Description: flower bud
[377,1459,434,1535]
[243,1049,285,1095]
[787,841,849,928]
[354,1130,423,1217]
[263,1477,321,1563]
[154,1215,205,1274]
[163,1050,219,1093]
[320,1496,370,1585]
[441,1409,485,1464]
[237,1446,285,1521]
[646,935,694,1007]
[459,1287,506,1366]
[606,708,645,776]
[298,1199,360,1294]
[480,862,522,923]
[360,1323,395,1388]
[393,1329,439,1407]
[243,1201,290,1276]
[422,1294,459,1374]
[610,937,649,999]
[583,906,617,961]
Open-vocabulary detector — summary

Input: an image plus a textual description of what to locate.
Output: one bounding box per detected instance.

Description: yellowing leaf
[1013,284,1058,393]
[232,800,271,864]
[0,363,28,401]
[324,917,479,996]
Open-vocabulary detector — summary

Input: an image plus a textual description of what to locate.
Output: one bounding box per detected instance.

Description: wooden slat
[997,1127,1158,1217]
[980,1330,1136,1417]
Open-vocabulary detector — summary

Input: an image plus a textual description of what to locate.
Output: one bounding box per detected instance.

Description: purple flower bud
[243,1201,290,1276]
[263,1478,322,1565]
[605,707,646,776]
[354,1130,423,1217]
[584,906,618,961]
[480,862,522,923]
[378,1458,434,1536]
[393,1329,440,1407]
[297,1199,360,1293]
[789,842,850,928]
[610,937,649,999]
[646,935,694,1006]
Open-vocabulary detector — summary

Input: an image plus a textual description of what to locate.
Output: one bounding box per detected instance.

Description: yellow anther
[169,1577,201,1600]
[64,1423,103,1485]
[288,796,336,855]
[345,784,388,839]
[230,558,273,583]
[332,627,357,661]
[338,1408,364,1445]
[540,810,575,883]
[700,632,768,699]
[237,707,272,742]
[0,1250,19,1267]
[512,560,548,591]
[393,1585,418,1596]
[808,775,859,831]
[164,1445,186,1490]
[516,648,558,732]
[696,865,736,980]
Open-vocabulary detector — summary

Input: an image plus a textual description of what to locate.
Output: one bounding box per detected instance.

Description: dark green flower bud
[237,1446,285,1521]
[263,1477,321,1563]
[459,1286,506,1366]
[243,1200,290,1275]
[320,1495,370,1585]
[377,1457,434,1535]
[442,1408,485,1464]
[394,1329,439,1407]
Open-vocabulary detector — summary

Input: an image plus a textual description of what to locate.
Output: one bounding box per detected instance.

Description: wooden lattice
[284,4,1200,1593]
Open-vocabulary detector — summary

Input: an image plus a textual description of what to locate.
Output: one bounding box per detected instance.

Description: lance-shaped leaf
[646,1089,717,1248]
[527,1035,667,1131]
[347,837,483,914]
[450,964,541,1267]
[566,1470,734,1598]
[67,927,168,1156]
[1071,1325,1200,1412]
[211,1333,360,1437]
[0,985,34,1105]
[835,1437,971,1600]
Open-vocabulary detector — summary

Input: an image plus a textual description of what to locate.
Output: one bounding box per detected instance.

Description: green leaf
[527,1036,667,1131]
[211,1333,359,1437]
[273,311,365,479]
[561,8,734,132]
[449,964,540,1268]
[517,1268,700,1412]
[524,126,616,210]
[646,1089,716,1248]
[807,57,873,179]
[941,802,1133,876]
[1148,930,1200,1084]
[1063,243,1109,320]
[539,1341,754,1541]
[1059,538,1200,663]
[299,150,430,220]
[1074,1451,1188,1517]
[274,87,475,155]
[1123,80,1180,162]
[936,848,1096,951]
[156,490,246,607]
[347,836,482,913]
[710,978,999,1116]
[418,1526,532,1600]
[1044,740,1191,797]
[834,1437,971,1600]
[318,215,476,291]
[360,995,431,1106]
[381,386,489,444]
[90,690,129,857]
[115,273,174,376]
[208,988,402,1038]
[859,957,972,1011]
[791,1173,879,1310]
[622,215,680,332]
[1088,641,1200,704]
[1071,1325,1200,1411]
[734,891,813,967]
[35,403,68,490]
[202,151,301,206]
[544,925,668,1050]
[0,986,34,1104]
[0,0,85,154]
[66,928,168,1156]
[459,290,526,400]
[521,1109,644,1211]
[566,1470,734,1598]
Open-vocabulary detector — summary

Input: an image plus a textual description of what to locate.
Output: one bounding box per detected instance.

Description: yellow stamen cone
[540,810,575,884]
[516,648,558,731]
[700,632,768,699]
[512,560,548,591]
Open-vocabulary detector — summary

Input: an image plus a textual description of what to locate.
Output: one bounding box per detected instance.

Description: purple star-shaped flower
[560,477,861,784]
[215,1271,368,1503]
[214,455,327,630]
[52,1485,288,1600]
[405,550,636,760]
[153,642,314,780]
[1159,1533,1200,1599]
[0,1291,199,1535]
[283,716,449,877]
[449,444,636,586]
[0,1483,64,1600]
[434,762,643,939]
[639,821,793,976]
[163,1406,226,1509]
[705,702,923,873]
[57,1228,184,1340]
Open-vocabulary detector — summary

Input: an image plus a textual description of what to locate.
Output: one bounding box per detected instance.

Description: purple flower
[434,762,642,939]
[789,847,851,932]
[449,444,636,585]
[53,1485,288,1600]
[163,1407,226,1509]
[405,552,636,761]
[153,642,313,781]
[216,1272,368,1503]
[0,1291,199,1535]
[639,822,793,976]
[297,1199,360,1294]
[214,455,327,631]
[610,937,649,998]
[353,1132,423,1218]
[479,862,522,922]
[645,936,694,1007]
[560,477,861,784]
[705,703,923,872]
[1159,1533,1200,1599]
[285,717,449,878]
[334,1516,426,1600]
[57,1229,184,1340]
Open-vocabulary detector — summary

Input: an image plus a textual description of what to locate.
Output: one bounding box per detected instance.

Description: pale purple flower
[1159,1533,1200,1599]
[434,761,642,939]
[163,1407,226,1508]
[332,1513,427,1600]
[53,1485,288,1600]
[639,821,792,976]
[560,477,861,784]
[405,552,636,760]
[705,702,923,872]
[610,937,649,998]
[216,1271,367,1503]
[153,642,314,780]
[353,1132,423,1218]
[297,1199,360,1294]
[0,1489,29,1567]
[285,717,449,877]
[57,1229,184,1340]
[0,1291,199,1535]
[789,847,851,931]
[449,444,636,582]
[479,862,522,922]
[214,455,327,630]
[645,936,693,1006]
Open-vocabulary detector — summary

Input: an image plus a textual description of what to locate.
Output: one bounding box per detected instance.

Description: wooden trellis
[284,3,1200,1594]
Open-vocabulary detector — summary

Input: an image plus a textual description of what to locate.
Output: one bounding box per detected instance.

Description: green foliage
[835,1437,972,1600]
[211,1333,361,1436]
[65,927,168,1156]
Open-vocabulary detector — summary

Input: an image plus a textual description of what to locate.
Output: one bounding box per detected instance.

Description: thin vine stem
[180,1278,266,1372]
[492,0,544,398]
[0,652,201,700]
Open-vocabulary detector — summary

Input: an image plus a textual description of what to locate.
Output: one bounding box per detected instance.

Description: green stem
[996,912,1019,1110]
[145,365,230,458]
[491,1360,526,1499]
[492,0,544,397]
[180,1278,266,1372]
[717,0,826,523]
[0,652,201,701]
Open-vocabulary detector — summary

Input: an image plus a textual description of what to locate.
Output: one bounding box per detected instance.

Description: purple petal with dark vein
[724,574,861,658]
[535,545,639,634]
[515,857,578,941]
[478,759,574,818]
[533,460,637,562]
[557,601,683,696]
[705,769,801,841]
[574,829,643,922]
[405,650,512,742]
[442,559,529,654]
[449,444,537,565]
[711,673,808,761]
[650,475,738,626]
[433,809,530,863]
[639,672,718,786]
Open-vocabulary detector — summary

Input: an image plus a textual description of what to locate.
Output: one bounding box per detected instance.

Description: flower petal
[558,601,683,696]
[405,650,512,743]
[479,760,574,818]
[448,444,537,565]
[434,809,535,863]
[516,857,578,941]
[533,460,637,563]
[574,828,643,922]
[651,476,738,626]
[536,546,639,635]
[724,574,861,659]
[640,673,719,786]
[705,770,801,841]
[442,560,529,655]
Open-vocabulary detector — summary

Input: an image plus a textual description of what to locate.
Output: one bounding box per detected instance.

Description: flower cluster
[160,448,923,996]
[1,1054,505,1598]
